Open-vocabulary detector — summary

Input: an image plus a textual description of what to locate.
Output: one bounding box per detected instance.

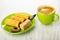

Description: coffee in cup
[37,6,59,25]
[38,6,54,14]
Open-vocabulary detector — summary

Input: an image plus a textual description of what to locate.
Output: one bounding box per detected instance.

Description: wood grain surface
[0,0,60,40]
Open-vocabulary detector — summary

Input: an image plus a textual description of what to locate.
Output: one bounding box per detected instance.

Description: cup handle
[54,14,59,22]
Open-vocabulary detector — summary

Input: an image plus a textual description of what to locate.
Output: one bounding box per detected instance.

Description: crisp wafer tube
[16,14,30,19]
[20,19,32,30]
[11,16,25,23]
[5,19,20,28]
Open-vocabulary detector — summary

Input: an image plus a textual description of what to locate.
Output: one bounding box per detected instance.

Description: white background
[0,0,60,40]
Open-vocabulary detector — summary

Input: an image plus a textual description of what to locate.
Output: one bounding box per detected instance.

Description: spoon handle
[30,14,36,20]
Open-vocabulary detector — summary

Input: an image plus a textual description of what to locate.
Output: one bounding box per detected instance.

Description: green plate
[1,12,35,34]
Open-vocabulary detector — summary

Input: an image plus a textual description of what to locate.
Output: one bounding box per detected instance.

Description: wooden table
[0,0,60,40]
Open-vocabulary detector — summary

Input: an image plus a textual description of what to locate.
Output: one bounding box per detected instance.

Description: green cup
[37,6,59,25]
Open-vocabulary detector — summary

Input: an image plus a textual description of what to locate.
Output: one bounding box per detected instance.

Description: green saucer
[1,12,35,34]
